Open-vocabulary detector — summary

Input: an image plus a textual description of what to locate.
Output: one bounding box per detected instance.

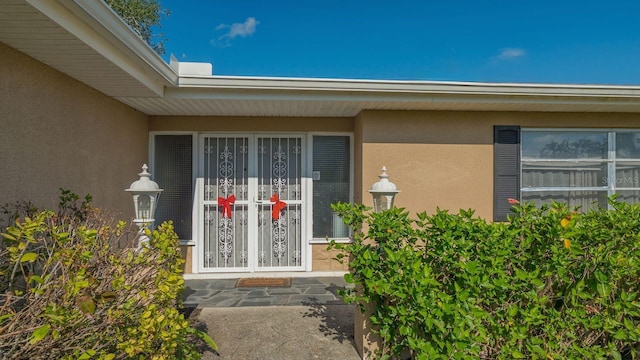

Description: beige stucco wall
[357,110,640,220]
[180,245,193,274]
[0,43,148,217]
[311,244,350,272]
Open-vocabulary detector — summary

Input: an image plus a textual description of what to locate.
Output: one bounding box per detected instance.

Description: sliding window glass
[521,130,640,210]
[614,132,640,203]
[312,136,351,239]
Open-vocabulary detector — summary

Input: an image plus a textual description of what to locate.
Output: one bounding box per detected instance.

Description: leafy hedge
[0,192,216,359]
[330,200,640,359]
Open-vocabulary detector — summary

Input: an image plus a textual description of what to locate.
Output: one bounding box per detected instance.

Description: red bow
[218,195,236,218]
[270,194,287,220]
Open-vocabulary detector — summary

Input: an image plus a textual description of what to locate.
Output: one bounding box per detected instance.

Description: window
[522,130,609,210]
[153,135,193,240]
[494,127,640,221]
[312,135,351,239]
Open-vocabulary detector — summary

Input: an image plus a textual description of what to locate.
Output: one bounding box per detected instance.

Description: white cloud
[215,17,259,45]
[497,48,526,60]
[229,17,258,38]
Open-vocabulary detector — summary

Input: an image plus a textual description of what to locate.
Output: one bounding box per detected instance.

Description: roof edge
[72,0,177,85]
[176,75,640,100]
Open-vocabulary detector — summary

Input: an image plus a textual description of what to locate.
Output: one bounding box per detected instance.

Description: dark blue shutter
[494,126,520,221]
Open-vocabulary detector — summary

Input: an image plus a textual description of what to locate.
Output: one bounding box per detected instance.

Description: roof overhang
[3,0,640,117]
[0,0,176,97]
[119,76,640,117]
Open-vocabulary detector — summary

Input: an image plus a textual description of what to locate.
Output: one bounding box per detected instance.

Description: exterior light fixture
[368,166,400,213]
[126,164,163,245]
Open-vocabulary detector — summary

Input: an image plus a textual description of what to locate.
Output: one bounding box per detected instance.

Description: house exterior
[3,0,640,279]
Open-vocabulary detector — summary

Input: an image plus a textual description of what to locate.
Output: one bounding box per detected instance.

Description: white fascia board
[177,75,640,99]
[162,90,640,113]
[72,0,178,85]
[26,0,177,96]
[173,76,640,106]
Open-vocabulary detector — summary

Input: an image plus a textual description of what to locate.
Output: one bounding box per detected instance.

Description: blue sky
[159,0,640,84]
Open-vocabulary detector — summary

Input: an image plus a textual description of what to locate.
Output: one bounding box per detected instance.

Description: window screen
[522,130,608,210]
[521,130,640,211]
[154,135,193,240]
[312,136,350,238]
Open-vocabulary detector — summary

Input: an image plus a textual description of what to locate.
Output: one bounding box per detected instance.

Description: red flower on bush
[507,198,520,205]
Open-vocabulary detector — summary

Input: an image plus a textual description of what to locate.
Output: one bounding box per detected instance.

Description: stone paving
[183,277,361,359]
[182,276,353,308]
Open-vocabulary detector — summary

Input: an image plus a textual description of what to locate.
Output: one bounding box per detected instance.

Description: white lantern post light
[368,166,400,213]
[126,164,163,246]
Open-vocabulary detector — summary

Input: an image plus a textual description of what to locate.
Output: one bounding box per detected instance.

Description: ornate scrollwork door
[255,136,303,270]
[200,135,304,272]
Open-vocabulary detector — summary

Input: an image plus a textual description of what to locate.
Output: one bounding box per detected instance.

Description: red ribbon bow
[270,194,287,220]
[218,195,236,218]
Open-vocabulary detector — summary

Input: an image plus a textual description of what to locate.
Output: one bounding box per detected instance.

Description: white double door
[198,134,305,272]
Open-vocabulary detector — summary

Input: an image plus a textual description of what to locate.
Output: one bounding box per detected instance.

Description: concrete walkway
[183,277,361,360]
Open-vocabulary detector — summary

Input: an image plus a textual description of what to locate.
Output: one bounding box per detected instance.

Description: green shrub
[0,191,216,359]
[330,200,640,359]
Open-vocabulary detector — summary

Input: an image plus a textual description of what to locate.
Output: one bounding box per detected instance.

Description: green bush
[0,191,216,359]
[330,200,640,359]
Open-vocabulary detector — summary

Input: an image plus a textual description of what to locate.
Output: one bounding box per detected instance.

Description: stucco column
[354,300,382,359]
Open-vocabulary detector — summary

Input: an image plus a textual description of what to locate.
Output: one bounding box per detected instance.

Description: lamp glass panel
[374,193,387,213]
[386,195,395,210]
[138,194,151,219]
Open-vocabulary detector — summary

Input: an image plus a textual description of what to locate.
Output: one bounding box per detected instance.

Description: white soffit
[116,76,640,117]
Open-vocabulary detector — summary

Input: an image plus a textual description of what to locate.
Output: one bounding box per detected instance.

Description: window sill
[179,240,196,246]
[309,238,351,244]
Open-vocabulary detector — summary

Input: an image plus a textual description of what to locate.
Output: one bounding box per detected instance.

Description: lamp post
[126,164,163,246]
[368,166,400,213]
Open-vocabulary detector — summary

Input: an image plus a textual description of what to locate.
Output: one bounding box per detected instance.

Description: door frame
[195,132,309,274]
